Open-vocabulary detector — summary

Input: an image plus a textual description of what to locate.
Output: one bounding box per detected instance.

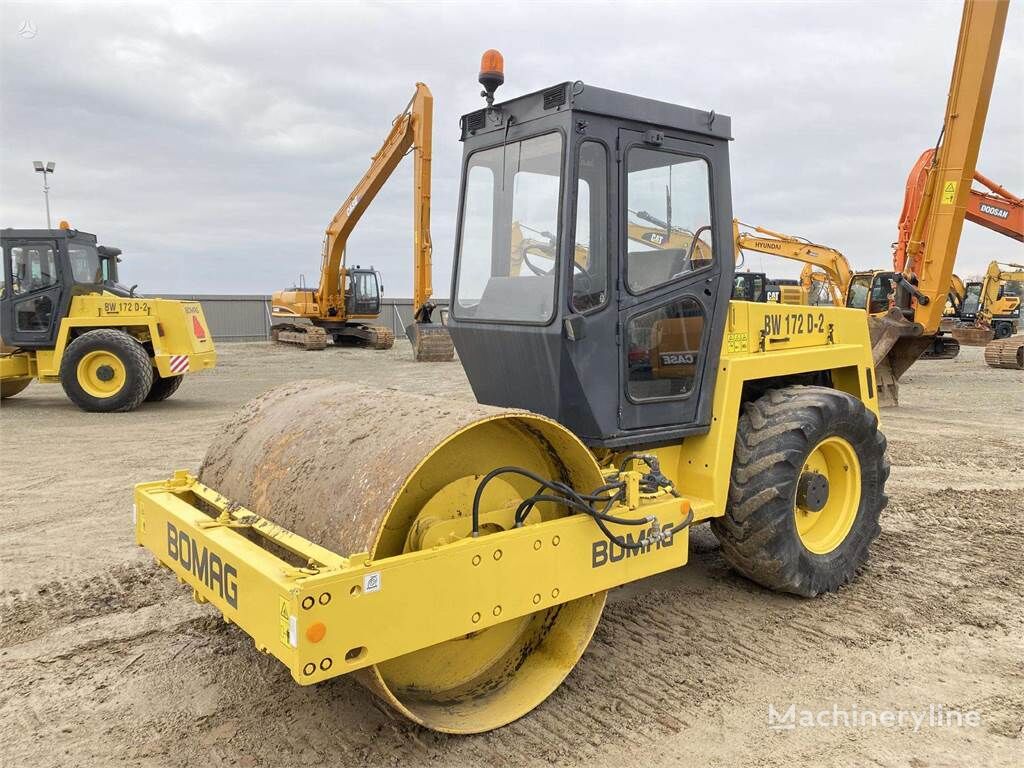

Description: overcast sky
[1,1,1021,296]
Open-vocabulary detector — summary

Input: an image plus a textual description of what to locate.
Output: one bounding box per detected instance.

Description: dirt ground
[1,342,1021,767]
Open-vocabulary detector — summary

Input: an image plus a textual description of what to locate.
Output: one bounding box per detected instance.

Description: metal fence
[163,295,449,343]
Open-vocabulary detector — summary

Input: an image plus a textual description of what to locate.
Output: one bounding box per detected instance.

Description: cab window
[626,298,705,401]
[454,133,563,323]
[571,142,609,313]
[625,148,713,294]
[9,244,58,295]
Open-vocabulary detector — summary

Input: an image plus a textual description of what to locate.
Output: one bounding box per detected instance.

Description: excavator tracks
[271,325,329,351]
[366,325,395,350]
[984,334,1024,369]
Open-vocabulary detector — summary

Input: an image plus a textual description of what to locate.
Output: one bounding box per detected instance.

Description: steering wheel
[521,241,594,295]
[520,241,557,276]
[670,225,714,279]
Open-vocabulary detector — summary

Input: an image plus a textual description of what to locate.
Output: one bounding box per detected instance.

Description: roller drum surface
[199,380,607,733]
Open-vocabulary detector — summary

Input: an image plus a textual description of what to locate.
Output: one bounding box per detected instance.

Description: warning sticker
[363,572,382,594]
[727,332,749,354]
[941,180,958,205]
[278,597,292,647]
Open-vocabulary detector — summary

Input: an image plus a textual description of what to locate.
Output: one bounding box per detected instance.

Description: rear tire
[993,321,1013,340]
[145,372,184,402]
[1,378,32,399]
[712,385,889,597]
[59,329,153,413]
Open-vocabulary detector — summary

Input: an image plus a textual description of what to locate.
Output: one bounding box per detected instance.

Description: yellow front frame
[134,300,877,686]
[1,294,216,383]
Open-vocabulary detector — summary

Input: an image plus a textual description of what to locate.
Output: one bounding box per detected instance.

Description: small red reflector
[192,315,206,339]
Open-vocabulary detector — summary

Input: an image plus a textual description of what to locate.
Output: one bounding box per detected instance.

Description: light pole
[33,161,55,229]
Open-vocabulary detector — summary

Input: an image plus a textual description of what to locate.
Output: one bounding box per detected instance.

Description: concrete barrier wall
[162,295,449,343]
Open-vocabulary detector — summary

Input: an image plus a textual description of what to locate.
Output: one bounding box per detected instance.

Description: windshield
[68,243,102,284]
[846,275,872,310]
[962,283,982,314]
[454,132,563,323]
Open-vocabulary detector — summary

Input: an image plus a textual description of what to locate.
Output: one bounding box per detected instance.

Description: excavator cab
[846,271,896,316]
[960,281,983,321]
[343,267,382,318]
[731,272,769,302]
[448,82,734,447]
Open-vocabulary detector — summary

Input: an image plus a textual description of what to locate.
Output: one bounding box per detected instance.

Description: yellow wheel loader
[135,54,893,734]
[1,224,216,411]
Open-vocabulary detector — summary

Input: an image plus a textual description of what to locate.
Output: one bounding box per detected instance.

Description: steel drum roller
[200,380,607,733]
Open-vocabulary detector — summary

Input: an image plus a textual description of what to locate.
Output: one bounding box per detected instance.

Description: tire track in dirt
[4,482,1018,768]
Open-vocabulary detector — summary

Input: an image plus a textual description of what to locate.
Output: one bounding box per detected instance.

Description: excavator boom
[869,0,1009,404]
[733,219,853,303]
[272,84,452,360]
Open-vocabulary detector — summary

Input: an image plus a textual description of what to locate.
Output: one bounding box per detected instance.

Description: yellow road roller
[1,224,216,411]
[135,58,889,734]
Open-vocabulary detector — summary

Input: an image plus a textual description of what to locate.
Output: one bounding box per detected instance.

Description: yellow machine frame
[135,300,876,686]
[1,294,215,383]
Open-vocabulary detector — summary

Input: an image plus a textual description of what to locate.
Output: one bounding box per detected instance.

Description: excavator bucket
[950,325,995,347]
[407,321,455,362]
[867,309,954,406]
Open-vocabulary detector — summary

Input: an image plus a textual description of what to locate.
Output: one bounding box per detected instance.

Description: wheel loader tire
[993,321,1013,340]
[0,378,31,399]
[712,385,889,597]
[145,372,184,402]
[59,329,153,413]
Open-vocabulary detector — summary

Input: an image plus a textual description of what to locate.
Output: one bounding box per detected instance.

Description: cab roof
[1,228,96,242]
[460,81,732,142]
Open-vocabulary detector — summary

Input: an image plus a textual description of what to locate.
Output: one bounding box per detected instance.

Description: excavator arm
[319,84,433,315]
[869,0,1009,403]
[894,150,1023,277]
[733,219,853,302]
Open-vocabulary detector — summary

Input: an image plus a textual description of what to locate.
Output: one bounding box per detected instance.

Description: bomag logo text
[979,203,1009,220]
[166,522,239,607]
[592,525,675,568]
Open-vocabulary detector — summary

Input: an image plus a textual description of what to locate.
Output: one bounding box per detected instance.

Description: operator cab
[343,266,382,318]
[448,65,734,447]
[731,272,782,303]
[847,271,896,315]
[1,226,123,349]
[960,281,983,321]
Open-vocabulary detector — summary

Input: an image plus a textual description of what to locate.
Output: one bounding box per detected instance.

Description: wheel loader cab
[448,83,734,447]
[1,228,106,349]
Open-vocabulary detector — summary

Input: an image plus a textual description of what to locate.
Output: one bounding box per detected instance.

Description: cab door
[1,237,64,348]
[348,270,381,317]
[616,129,731,433]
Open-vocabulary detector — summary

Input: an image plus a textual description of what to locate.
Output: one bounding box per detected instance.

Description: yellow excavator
[131,1,1006,737]
[271,84,454,361]
[860,0,1008,404]
[734,220,853,306]
[952,261,1024,368]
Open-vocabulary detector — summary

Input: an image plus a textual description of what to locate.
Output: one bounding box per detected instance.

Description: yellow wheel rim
[794,436,861,555]
[76,350,127,398]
